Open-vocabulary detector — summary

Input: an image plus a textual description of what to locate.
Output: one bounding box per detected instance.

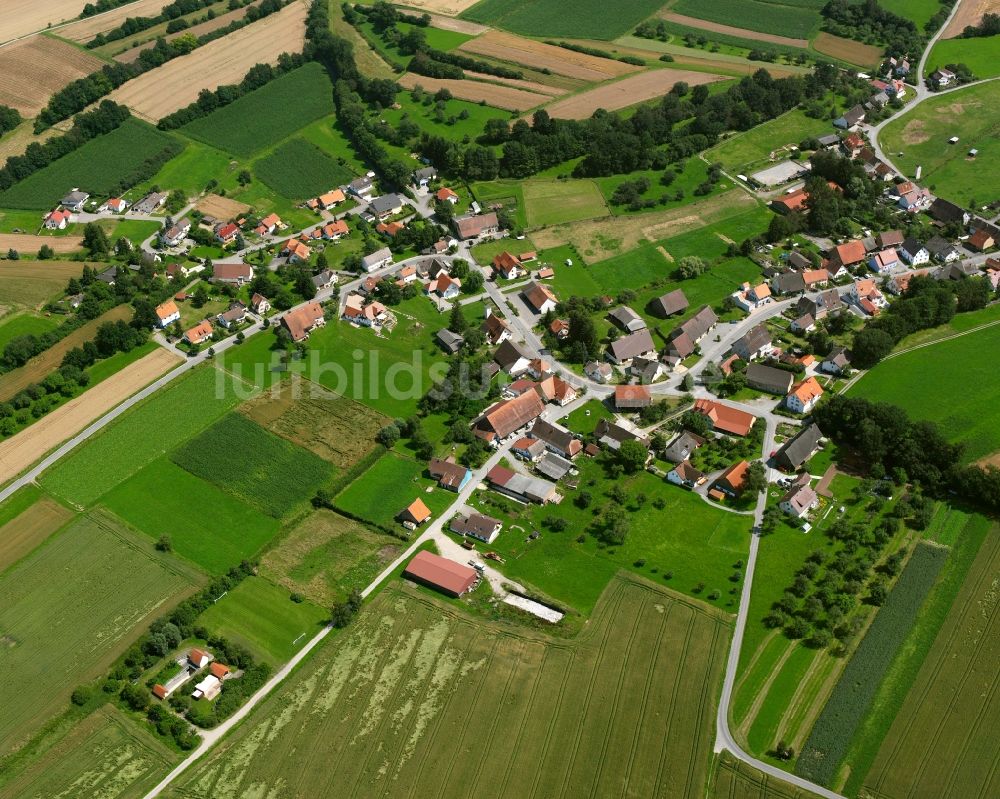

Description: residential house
[900,237,930,265]
[609,306,646,333]
[161,219,190,246]
[790,312,816,334]
[44,209,71,230]
[732,282,773,312]
[930,67,956,86]
[986,258,1000,290]
[630,355,665,384]
[361,247,393,272]
[585,360,613,383]
[663,430,706,463]
[155,300,180,328]
[427,272,462,299]
[250,293,270,315]
[133,191,168,214]
[319,220,350,240]
[436,328,464,354]
[521,281,558,314]
[403,551,477,596]
[833,104,866,129]
[428,457,472,491]
[828,239,867,271]
[60,190,89,211]
[614,384,652,410]
[898,187,930,211]
[968,228,995,252]
[492,251,524,280]
[481,313,511,346]
[312,269,336,291]
[255,213,281,236]
[494,339,532,376]
[376,220,406,239]
[821,346,851,375]
[607,329,656,365]
[413,166,437,187]
[594,418,649,452]
[538,374,576,405]
[99,197,129,214]
[786,376,824,414]
[399,498,432,526]
[452,211,499,240]
[216,302,247,329]
[474,390,545,441]
[774,423,824,471]
[731,323,772,362]
[666,305,718,359]
[869,248,900,273]
[780,479,819,517]
[309,189,345,210]
[650,288,689,318]
[549,318,570,339]
[693,399,756,436]
[188,648,211,669]
[485,465,558,504]
[348,176,374,198]
[886,269,929,294]
[936,261,980,281]
[215,222,240,245]
[531,419,582,459]
[668,461,706,489]
[849,279,888,314]
[787,251,813,270]
[369,193,405,219]
[713,460,750,497]
[184,320,213,345]
[926,235,960,263]
[212,262,253,286]
[841,132,865,158]
[771,187,809,215]
[435,187,459,204]
[928,198,969,226]
[282,301,326,341]
[282,239,311,264]
[450,513,502,544]
[396,264,418,284]
[746,362,794,395]
[512,437,547,462]
[773,271,806,295]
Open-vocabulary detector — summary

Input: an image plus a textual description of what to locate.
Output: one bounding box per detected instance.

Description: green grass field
[594,159,734,215]
[100,457,281,575]
[878,0,942,27]
[181,63,334,158]
[0,513,197,756]
[254,137,356,201]
[138,138,233,197]
[878,80,1000,205]
[522,179,609,227]
[165,575,729,799]
[671,0,822,39]
[42,365,247,507]
[707,109,832,174]
[0,119,181,210]
[0,312,58,350]
[0,704,176,799]
[170,412,332,518]
[849,320,1000,462]
[462,0,668,39]
[928,35,1000,80]
[334,452,456,530]
[197,576,329,665]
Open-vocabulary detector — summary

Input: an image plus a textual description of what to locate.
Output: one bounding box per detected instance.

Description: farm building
[473,390,545,441]
[614,384,652,410]
[486,465,558,504]
[403,551,478,597]
[452,211,499,240]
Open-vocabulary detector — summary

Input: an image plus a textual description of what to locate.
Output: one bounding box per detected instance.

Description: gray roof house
[436,328,465,353]
[821,346,850,374]
[607,329,656,364]
[361,247,394,272]
[773,271,806,295]
[369,193,405,218]
[61,189,89,211]
[731,323,772,362]
[594,418,649,452]
[450,512,501,543]
[663,430,706,463]
[537,452,574,481]
[745,363,794,395]
[774,423,824,471]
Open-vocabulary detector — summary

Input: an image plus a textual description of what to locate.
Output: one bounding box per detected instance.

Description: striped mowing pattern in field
[166,576,730,799]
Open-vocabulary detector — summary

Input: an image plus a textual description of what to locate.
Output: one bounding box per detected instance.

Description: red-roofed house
[435,187,458,204]
[714,460,750,497]
[283,239,311,264]
[614,384,652,410]
[693,399,756,437]
[786,377,824,414]
[215,222,240,244]
[255,213,281,236]
[829,240,867,270]
[184,321,213,345]
[209,662,230,679]
[44,209,71,230]
[399,498,432,526]
[212,262,253,285]
[492,251,524,280]
[155,300,180,328]
[282,301,326,341]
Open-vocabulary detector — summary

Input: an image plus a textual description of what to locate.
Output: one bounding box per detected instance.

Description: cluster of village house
[150,646,234,704]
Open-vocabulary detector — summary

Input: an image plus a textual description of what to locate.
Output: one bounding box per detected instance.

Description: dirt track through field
[943,0,1000,37]
[0,497,73,573]
[0,36,104,116]
[419,11,488,34]
[56,0,170,42]
[398,73,549,110]
[392,0,480,16]
[0,347,180,487]
[658,11,810,48]
[0,234,83,254]
[0,1,90,44]
[109,0,308,121]
[460,30,641,81]
[464,71,567,96]
[542,69,726,119]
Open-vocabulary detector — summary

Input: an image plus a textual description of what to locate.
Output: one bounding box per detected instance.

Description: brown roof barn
[404,551,478,597]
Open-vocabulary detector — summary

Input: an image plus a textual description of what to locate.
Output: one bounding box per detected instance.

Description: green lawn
[170,412,333,518]
[334,452,457,530]
[198,576,328,666]
[180,63,334,158]
[563,398,615,434]
[41,365,248,507]
[100,457,281,575]
[0,312,58,350]
[139,137,234,197]
[879,0,942,27]
[707,109,832,174]
[928,35,1000,81]
[296,114,369,175]
[522,179,610,227]
[878,80,1000,205]
[470,179,526,229]
[849,321,1000,462]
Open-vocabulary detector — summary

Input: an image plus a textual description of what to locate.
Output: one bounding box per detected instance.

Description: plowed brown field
[0,36,104,116]
[1,2,90,44]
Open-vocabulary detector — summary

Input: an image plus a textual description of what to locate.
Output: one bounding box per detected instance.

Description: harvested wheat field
[0,36,104,117]
[533,190,755,262]
[56,0,169,42]
[0,234,83,255]
[465,71,566,96]
[0,260,85,309]
[393,0,480,16]
[0,306,133,402]
[398,73,548,110]
[460,30,641,81]
[943,0,1000,36]
[812,31,882,66]
[195,194,251,220]
[0,2,90,44]
[658,12,809,48]
[543,69,726,120]
[0,497,73,573]
[114,0,264,63]
[0,347,180,486]
[110,0,308,121]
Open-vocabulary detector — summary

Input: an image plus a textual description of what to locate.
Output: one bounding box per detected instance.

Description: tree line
[820,0,924,58]
[86,0,215,46]
[0,105,20,136]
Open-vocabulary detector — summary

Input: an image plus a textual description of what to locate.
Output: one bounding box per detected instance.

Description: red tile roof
[693,399,756,436]
[404,550,477,596]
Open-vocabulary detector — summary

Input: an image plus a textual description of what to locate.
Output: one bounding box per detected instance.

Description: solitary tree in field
[155,535,171,552]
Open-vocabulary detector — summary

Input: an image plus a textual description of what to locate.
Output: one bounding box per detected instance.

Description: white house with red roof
[44,209,71,230]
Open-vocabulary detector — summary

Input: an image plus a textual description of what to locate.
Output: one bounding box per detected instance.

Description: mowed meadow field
[166,575,730,799]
